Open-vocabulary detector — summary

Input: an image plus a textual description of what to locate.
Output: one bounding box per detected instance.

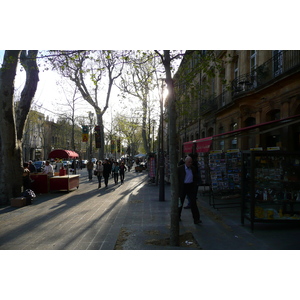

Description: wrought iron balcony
[199,95,218,115]
[179,50,300,129]
[215,89,232,110]
[232,50,300,97]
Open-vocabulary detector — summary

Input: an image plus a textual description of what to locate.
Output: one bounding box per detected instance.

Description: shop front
[182,115,300,228]
[183,114,300,156]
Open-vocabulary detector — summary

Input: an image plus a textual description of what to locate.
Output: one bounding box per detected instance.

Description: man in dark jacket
[28,160,37,173]
[86,159,94,181]
[103,159,111,188]
[177,156,201,224]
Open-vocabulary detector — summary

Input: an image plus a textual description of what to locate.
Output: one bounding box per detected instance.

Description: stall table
[30,173,49,194]
[49,175,79,192]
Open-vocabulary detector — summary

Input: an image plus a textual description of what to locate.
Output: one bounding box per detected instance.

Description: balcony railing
[231,50,300,96]
[182,50,300,124]
[196,89,232,116]
[215,89,232,110]
[199,94,218,115]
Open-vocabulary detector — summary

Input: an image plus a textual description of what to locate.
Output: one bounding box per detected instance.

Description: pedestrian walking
[119,161,127,184]
[111,161,116,178]
[86,159,94,181]
[113,162,120,184]
[95,160,104,188]
[127,160,133,172]
[181,153,199,209]
[177,156,202,224]
[103,159,111,188]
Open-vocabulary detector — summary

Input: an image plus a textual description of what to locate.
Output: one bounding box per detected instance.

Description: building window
[219,126,224,150]
[266,109,280,121]
[220,140,225,151]
[245,117,256,127]
[230,122,238,149]
[234,60,239,80]
[250,51,257,88]
[231,138,238,149]
[208,127,214,137]
[273,50,283,77]
[250,50,257,71]
[210,70,215,96]
[231,122,238,131]
[221,84,227,106]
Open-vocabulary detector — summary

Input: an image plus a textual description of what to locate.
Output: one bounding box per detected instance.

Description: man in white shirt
[43,161,54,177]
[177,156,201,224]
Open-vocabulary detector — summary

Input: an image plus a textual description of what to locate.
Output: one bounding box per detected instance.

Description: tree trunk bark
[0,51,23,203]
[141,98,150,154]
[96,110,105,160]
[0,50,39,204]
[163,50,180,246]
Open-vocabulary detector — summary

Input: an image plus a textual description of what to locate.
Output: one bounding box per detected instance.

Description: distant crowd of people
[86,157,135,189]
[21,157,139,192]
[22,154,202,225]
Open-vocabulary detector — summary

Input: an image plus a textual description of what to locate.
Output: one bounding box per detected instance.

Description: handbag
[94,170,98,176]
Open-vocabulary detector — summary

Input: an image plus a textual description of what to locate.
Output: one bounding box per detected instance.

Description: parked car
[62,161,72,168]
[81,160,88,168]
[33,161,45,172]
[135,162,146,172]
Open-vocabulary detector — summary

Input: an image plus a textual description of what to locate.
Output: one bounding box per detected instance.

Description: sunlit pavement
[1,167,300,250]
[0,169,151,250]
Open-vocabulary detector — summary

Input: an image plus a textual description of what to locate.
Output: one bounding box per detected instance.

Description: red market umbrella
[48,149,79,160]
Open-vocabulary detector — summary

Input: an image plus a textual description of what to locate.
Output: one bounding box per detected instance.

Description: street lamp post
[89,126,93,158]
[88,112,94,159]
[152,120,156,152]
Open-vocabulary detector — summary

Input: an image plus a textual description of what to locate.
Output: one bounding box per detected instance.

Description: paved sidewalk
[1,167,300,250]
[0,169,174,250]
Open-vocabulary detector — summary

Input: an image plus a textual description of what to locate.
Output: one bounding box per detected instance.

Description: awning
[48,149,79,159]
[195,137,213,153]
[183,141,194,153]
[184,114,300,152]
[213,114,300,140]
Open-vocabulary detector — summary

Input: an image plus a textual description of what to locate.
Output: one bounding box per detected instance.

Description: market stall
[241,150,300,231]
[48,149,80,192]
[183,139,242,208]
[208,149,242,209]
[30,173,49,194]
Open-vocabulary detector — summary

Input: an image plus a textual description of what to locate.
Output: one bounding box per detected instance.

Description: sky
[0,50,171,131]
[0,50,143,125]
[1,0,298,124]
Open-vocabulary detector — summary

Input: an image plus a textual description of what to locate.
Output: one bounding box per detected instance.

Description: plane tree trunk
[0,50,39,204]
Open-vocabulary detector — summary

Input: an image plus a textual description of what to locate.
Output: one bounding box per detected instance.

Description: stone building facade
[175,50,300,156]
